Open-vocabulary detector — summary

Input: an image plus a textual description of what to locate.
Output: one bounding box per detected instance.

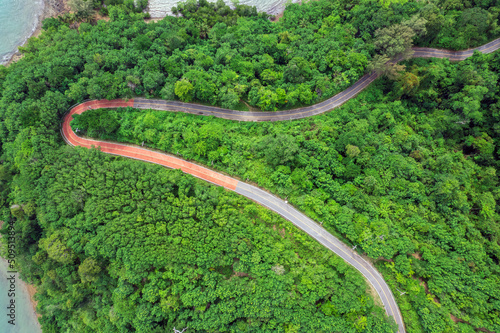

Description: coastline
[0,256,42,332]
[4,0,295,66]
[147,0,299,18]
[0,220,41,331]
[1,0,290,324]
[25,284,41,319]
[4,0,68,66]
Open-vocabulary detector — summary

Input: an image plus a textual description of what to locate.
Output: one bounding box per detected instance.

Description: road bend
[61,38,500,333]
[132,37,500,122]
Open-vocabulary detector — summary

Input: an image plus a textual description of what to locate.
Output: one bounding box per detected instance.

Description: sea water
[0,0,291,65]
[148,0,299,17]
[0,259,41,333]
[0,0,44,64]
[0,0,291,331]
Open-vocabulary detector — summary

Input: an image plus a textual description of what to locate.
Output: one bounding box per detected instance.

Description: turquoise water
[0,0,44,64]
[0,259,41,333]
[0,0,290,64]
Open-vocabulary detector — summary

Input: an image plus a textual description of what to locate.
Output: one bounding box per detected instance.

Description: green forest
[73,51,500,333]
[4,148,396,332]
[1,0,500,332]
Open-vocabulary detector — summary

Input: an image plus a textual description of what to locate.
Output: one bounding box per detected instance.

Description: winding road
[61,38,500,333]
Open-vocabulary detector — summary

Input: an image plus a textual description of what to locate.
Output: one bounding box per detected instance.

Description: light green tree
[68,0,93,17]
[78,258,101,283]
[174,79,194,102]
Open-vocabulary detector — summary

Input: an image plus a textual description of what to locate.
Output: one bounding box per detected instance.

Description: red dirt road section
[61,99,239,191]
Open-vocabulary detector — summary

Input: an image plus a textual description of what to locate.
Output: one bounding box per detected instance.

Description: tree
[78,258,101,283]
[368,55,405,79]
[174,79,194,102]
[284,57,312,83]
[346,144,361,158]
[396,71,420,95]
[220,88,240,109]
[39,232,76,265]
[459,8,491,45]
[374,23,416,60]
[370,20,427,79]
[134,35,152,51]
[402,15,427,38]
[418,4,444,43]
[379,0,409,7]
[259,134,299,167]
[68,0,94,18]
[143,71,166,93]
[451,85,488,123]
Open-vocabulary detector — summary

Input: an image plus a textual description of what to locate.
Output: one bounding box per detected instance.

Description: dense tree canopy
[74,51,500,333]
[1,0,500,332]
[2,148,395,332]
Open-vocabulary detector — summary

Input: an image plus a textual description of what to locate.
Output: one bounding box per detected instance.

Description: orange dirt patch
[449,314,495,333]
[27,284,41,318]
[377,257,394,263]
[418,277,430,294]
[144,18,162,23]
[450,313,464,323]
[94,13,110,22]
[410,252,422,260]
[270,12,284,22]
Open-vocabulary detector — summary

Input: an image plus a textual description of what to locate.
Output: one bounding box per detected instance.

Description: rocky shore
[147,0,300,18]
[5,0,68,66]
[0,219,41,332]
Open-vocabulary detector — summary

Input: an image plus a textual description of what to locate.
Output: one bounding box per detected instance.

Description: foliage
[30,0,376,111]
[74,51,500,333]
[2,148,395,332]
[1,0,500,332]
[68,0,94,17]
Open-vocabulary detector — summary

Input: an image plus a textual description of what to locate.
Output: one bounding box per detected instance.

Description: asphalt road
[133,37,500,122]
[235,182,403,331]
[61,38,500,333]
[62,100,405,331]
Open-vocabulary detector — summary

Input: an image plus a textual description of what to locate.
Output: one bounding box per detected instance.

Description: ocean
[0,259,41,333]
[0,0,293,65]
[0,0,288,330]
[0,0,44,331]
[0,0,43,64]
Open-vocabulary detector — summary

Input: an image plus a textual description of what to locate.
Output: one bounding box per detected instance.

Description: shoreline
[4,0,293,66]
[147,0,299,18]
[0,256,42,332]
[0,0,292,325]
[4,0,68,66]
[25,284,42,319]
[0,220,41,330]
